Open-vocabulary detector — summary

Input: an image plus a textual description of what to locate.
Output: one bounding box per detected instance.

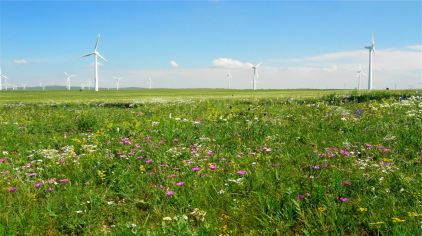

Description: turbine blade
[256,62,263,68]
[97,52,107,62]
[82,52,95,57]
[94,34,100,50]
[64,72,69,76]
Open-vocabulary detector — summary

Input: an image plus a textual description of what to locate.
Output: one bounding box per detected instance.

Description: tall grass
[0,91,421,235]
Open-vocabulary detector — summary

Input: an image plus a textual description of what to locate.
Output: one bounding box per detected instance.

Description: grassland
[0,89,421,235]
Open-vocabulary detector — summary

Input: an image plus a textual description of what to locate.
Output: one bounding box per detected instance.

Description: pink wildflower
[297,194,303,201]
[237,170,247,175]
[339,197,349,202]
[8,187,16,193]
[166,191,174,196]
[176,182,185,187]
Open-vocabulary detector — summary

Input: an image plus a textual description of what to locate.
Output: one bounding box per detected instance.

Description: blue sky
[0,0,421,89]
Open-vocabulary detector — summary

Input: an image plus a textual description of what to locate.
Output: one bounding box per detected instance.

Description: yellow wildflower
[392,217,406,223]
[139,165,146,173]
[408,212,422,217]
[318,207,326,213]
[369,221,385,225]
[358,207,368,212]
[97,170,106,181]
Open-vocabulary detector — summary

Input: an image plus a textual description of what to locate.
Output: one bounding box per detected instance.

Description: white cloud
[212,58,253,69]
[13,59,28,64]
[170,60,179,68]
[406,45,422,51]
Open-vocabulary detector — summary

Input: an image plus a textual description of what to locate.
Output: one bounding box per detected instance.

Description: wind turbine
[1,71,9,91]
[226,71,232,89]
[148,76,152,89]
[0,67,7,91]
[355,65,366,91]
[82,34,107,92]
[64,72,76,91]
[251,63,262,90]
[114,76,123,90]
[364,34,375,90]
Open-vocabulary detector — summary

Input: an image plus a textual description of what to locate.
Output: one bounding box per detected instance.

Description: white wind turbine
[148,77,152,89]
[226,71,232,89]
[364,34,375,90]
[82,34,107,92]
[356,65,366,91]
[251,62,262,90]
[114,76,123,90]
[64,72,76,91]
[0,67,6,91]
[0,69,9,90]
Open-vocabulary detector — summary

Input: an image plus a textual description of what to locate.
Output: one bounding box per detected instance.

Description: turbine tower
[114,76,123,90]
[364,34,375,90]
[82,34,107,92]
[64,72,76,91]
[0,67,6,91]
[356,65,366,91]
[226,71,231,89]
[148,77,152,89]
[251,63,262,91]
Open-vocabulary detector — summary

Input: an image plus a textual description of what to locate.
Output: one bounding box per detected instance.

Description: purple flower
[167,174,177,178]
[59,178,69,183]
[339,197,349,202]
[355,109,364,116]
[318,153,326,157]
[166,191,174,196]
[312,165,321,170]
[34,182,43,188]
[0,158,8,163]
[192,167,201,172]
[297,194,303,201]
[135,144,141,148]
[236,170,247,175]
[176,182,185,187]
[208,165,217,170]
[120,137,132,145]
[47,187,53,193]
[145,159,153,164]
[8,187,16,193]
[136,156,143,159]
[340,149,350,156]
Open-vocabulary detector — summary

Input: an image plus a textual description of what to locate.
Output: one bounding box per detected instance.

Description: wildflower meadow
[0,90,421,235]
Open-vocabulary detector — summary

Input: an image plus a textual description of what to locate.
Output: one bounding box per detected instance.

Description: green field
[0,89,421,235]
[0,89,366,104]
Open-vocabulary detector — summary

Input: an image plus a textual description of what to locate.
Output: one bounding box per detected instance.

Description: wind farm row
[1,34,377,91]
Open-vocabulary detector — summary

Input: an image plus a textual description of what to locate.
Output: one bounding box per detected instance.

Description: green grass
[0,89,421,235]
[0,89,407,104]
